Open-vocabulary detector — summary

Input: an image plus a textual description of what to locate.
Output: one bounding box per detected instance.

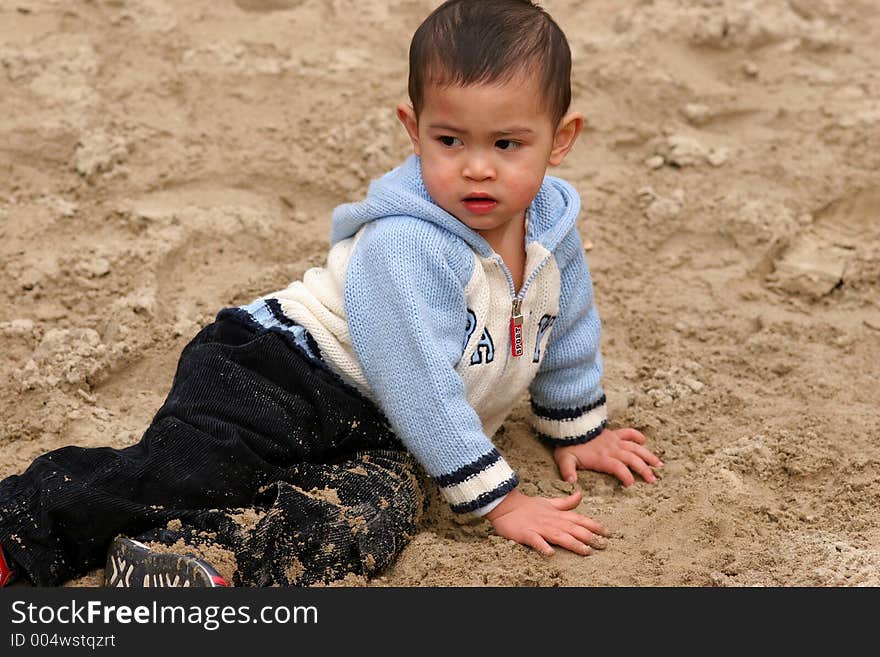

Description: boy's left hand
[554,428,662,486]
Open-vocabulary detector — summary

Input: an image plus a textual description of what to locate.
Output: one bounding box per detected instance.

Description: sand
[1,0,878,587]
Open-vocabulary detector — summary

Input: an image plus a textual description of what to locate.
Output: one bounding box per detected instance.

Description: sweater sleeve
[344,217,518,514]
[528,227,607,445]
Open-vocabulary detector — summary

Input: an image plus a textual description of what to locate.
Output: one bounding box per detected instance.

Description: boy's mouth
[462,194,497,214]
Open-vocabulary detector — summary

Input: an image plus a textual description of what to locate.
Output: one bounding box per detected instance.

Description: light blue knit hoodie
[240,154,606,515]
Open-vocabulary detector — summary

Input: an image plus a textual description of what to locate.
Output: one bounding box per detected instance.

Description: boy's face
[397,74,582,245]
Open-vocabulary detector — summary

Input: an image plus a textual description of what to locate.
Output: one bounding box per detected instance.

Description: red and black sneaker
[105,537,228,588]
[0,545,17,587]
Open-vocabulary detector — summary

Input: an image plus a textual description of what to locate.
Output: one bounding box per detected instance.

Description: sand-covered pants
[0,311,427,586]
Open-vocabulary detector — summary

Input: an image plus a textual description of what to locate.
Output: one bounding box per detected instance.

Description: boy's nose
[462,156,496,181]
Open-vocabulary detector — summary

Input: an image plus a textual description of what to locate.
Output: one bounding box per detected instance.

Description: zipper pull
[510,298,523,358]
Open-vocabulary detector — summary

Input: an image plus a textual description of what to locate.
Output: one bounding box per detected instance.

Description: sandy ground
[1,0,879,587]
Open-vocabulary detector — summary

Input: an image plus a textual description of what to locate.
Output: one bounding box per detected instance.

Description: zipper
[497,252,552,359]
[509,297,524,357]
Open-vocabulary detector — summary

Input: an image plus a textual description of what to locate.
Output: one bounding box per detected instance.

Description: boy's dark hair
[408,0,572,127]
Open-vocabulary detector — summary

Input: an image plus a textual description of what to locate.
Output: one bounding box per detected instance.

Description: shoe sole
[105,538,228,587]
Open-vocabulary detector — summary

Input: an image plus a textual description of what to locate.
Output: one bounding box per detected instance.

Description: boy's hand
[486,489,609,557]
[554,428,662,486]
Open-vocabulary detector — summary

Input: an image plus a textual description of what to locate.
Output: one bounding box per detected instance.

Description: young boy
[0,0,660,588]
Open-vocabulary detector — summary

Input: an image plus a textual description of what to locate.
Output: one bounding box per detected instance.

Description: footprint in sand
[765,188,880,300]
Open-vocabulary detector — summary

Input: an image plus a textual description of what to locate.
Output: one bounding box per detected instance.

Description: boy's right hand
[486,489,609,557]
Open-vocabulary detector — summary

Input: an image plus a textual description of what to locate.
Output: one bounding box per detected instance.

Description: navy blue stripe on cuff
[448,474,519,514]
[434,448,502,488]
[264,297,297,327]
[536,420,607,447]
[531,393,606,421]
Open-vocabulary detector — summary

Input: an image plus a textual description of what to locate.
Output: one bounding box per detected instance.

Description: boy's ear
[396,102,421,156]
[548,111,584,166]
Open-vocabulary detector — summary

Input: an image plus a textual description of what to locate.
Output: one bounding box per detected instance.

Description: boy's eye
[438,136,462,147]
[496,139,520,151]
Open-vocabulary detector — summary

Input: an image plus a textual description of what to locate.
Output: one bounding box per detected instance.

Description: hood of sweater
[330,154,581,258]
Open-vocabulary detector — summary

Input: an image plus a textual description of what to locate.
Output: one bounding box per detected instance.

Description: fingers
[605,458,636,486]
[556,452,579,483]
[621,440,664,468]
[616,428,647,444]
[569,512,610,537]
[618,451,657,484]
[568,523,608,549]
[550,496,611,537]
[524,531,555,557]
[495,496,610,558]
[548,491,582,510]
[547,529,592,556]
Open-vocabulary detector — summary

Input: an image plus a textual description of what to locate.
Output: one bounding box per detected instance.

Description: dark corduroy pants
[0,312,427,586]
